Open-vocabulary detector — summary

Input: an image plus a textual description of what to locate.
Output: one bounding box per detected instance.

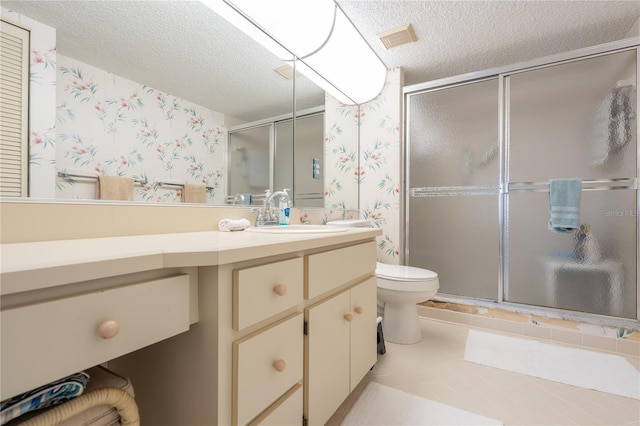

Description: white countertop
[0,228,381,296]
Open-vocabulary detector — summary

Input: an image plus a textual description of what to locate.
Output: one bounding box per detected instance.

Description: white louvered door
[0,20,29,197]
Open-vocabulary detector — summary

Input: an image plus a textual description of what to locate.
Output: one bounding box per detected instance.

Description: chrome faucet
[266,190,290,209]
[255,189,290,227]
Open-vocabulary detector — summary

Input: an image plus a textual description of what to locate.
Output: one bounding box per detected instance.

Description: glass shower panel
[509,50,637,182]
[507,189,637,318]
[228,124,271,200]
[407,78,500,300]
[408,79,500,188]
[408,195,499,299]
[507,48,637,319]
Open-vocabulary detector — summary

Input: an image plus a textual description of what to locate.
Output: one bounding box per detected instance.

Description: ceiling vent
[274,64,302,80]
[377,24,417,49]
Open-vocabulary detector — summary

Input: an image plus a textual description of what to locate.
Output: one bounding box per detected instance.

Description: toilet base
[382,302,422,344]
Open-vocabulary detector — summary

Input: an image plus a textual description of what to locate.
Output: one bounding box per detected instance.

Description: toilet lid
[376,262,438,282]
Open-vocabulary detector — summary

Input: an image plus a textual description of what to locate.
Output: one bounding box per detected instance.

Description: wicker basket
[9,366,139,426]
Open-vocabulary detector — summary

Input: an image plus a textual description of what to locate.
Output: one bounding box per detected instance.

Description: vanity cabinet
[1,215,381,425]
[107,239,377,425]
[232,241,376,426]
[1,273,192,400]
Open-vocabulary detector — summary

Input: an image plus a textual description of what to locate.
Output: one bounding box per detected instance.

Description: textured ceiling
[338,0,640,87]
[2,1,639,122]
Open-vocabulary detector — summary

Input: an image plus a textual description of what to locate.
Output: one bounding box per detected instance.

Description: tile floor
[328,318,640,425]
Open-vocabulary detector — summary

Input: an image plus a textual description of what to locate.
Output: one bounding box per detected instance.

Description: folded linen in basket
[0,371,89,425]
[548,178,581,233]
[218,218,251,232]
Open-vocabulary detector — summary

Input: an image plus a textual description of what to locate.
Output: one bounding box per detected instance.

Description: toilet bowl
[326,220,440,344]
[376,262,439,344]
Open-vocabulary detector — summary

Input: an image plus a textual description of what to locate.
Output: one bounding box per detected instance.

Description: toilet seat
[376,262,439,292]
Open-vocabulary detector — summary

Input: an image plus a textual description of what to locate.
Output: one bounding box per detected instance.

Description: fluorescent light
[202,0,386,105]
[294,60,355,105]
[302,7,386,104]
[228,0,336,58]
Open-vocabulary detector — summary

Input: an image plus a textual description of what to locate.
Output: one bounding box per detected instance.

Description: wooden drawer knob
[97,320,120,339]
[273,359,286,372]
[354,306,364,315]
[273,283,287,296]
[344,313,354,322]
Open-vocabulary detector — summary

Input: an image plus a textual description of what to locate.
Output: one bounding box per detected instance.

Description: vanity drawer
[249,383,303,426]
[306,241,376,300]
[233,313,303,426]
[1,274,190,400]
[233,257,303,331]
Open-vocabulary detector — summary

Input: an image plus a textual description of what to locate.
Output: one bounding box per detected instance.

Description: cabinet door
[305,290,350,426]
[349,277,377,391]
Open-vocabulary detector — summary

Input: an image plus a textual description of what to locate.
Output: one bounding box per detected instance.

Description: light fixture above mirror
[201,0,387,105]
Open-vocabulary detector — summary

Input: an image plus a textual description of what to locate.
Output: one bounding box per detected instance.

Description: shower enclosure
[404,39,638,321]
[227,111,324,207]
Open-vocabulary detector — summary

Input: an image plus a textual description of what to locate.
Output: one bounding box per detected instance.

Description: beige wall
[0,201,300,243]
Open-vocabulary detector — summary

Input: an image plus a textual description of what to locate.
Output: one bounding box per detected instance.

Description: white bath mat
[340,382,502,425]
[464,329,640,400]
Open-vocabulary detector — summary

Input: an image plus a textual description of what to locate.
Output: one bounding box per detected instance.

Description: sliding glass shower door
[406,45,638,320]
[407,79,500,300]
[506,50,637,318]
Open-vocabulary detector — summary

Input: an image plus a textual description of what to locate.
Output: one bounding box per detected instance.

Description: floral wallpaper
[55,56,227,203]
[359,67,402,264]
[5,8,227,203]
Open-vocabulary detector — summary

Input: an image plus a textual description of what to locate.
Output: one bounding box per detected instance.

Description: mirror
[296,58,360,211]
[0,1,359,209]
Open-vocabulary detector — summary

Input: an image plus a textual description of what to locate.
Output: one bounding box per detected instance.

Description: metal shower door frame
[402,37,640,325]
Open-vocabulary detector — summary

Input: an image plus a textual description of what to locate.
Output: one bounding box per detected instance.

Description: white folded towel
[218,218,251,232]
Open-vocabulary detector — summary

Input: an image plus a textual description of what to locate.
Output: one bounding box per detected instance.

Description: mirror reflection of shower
[227,110,325,207]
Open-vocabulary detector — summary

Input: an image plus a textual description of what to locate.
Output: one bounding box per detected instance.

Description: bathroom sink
[245,225,348,234]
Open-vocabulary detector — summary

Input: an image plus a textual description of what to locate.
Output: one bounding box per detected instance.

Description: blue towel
[548,178,582,233]
[0,371,89,424]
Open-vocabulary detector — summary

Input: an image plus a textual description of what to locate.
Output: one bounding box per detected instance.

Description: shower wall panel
[409,195,499,299]
[506,49,637,319]
[508,50,637,182]
[407,78,500,299]
[507,190,637,317]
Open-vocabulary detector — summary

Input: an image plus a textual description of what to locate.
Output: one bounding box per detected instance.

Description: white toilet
[326,220,440,344]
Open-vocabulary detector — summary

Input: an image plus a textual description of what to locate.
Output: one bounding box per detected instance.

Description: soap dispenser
[278,189,291,225]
